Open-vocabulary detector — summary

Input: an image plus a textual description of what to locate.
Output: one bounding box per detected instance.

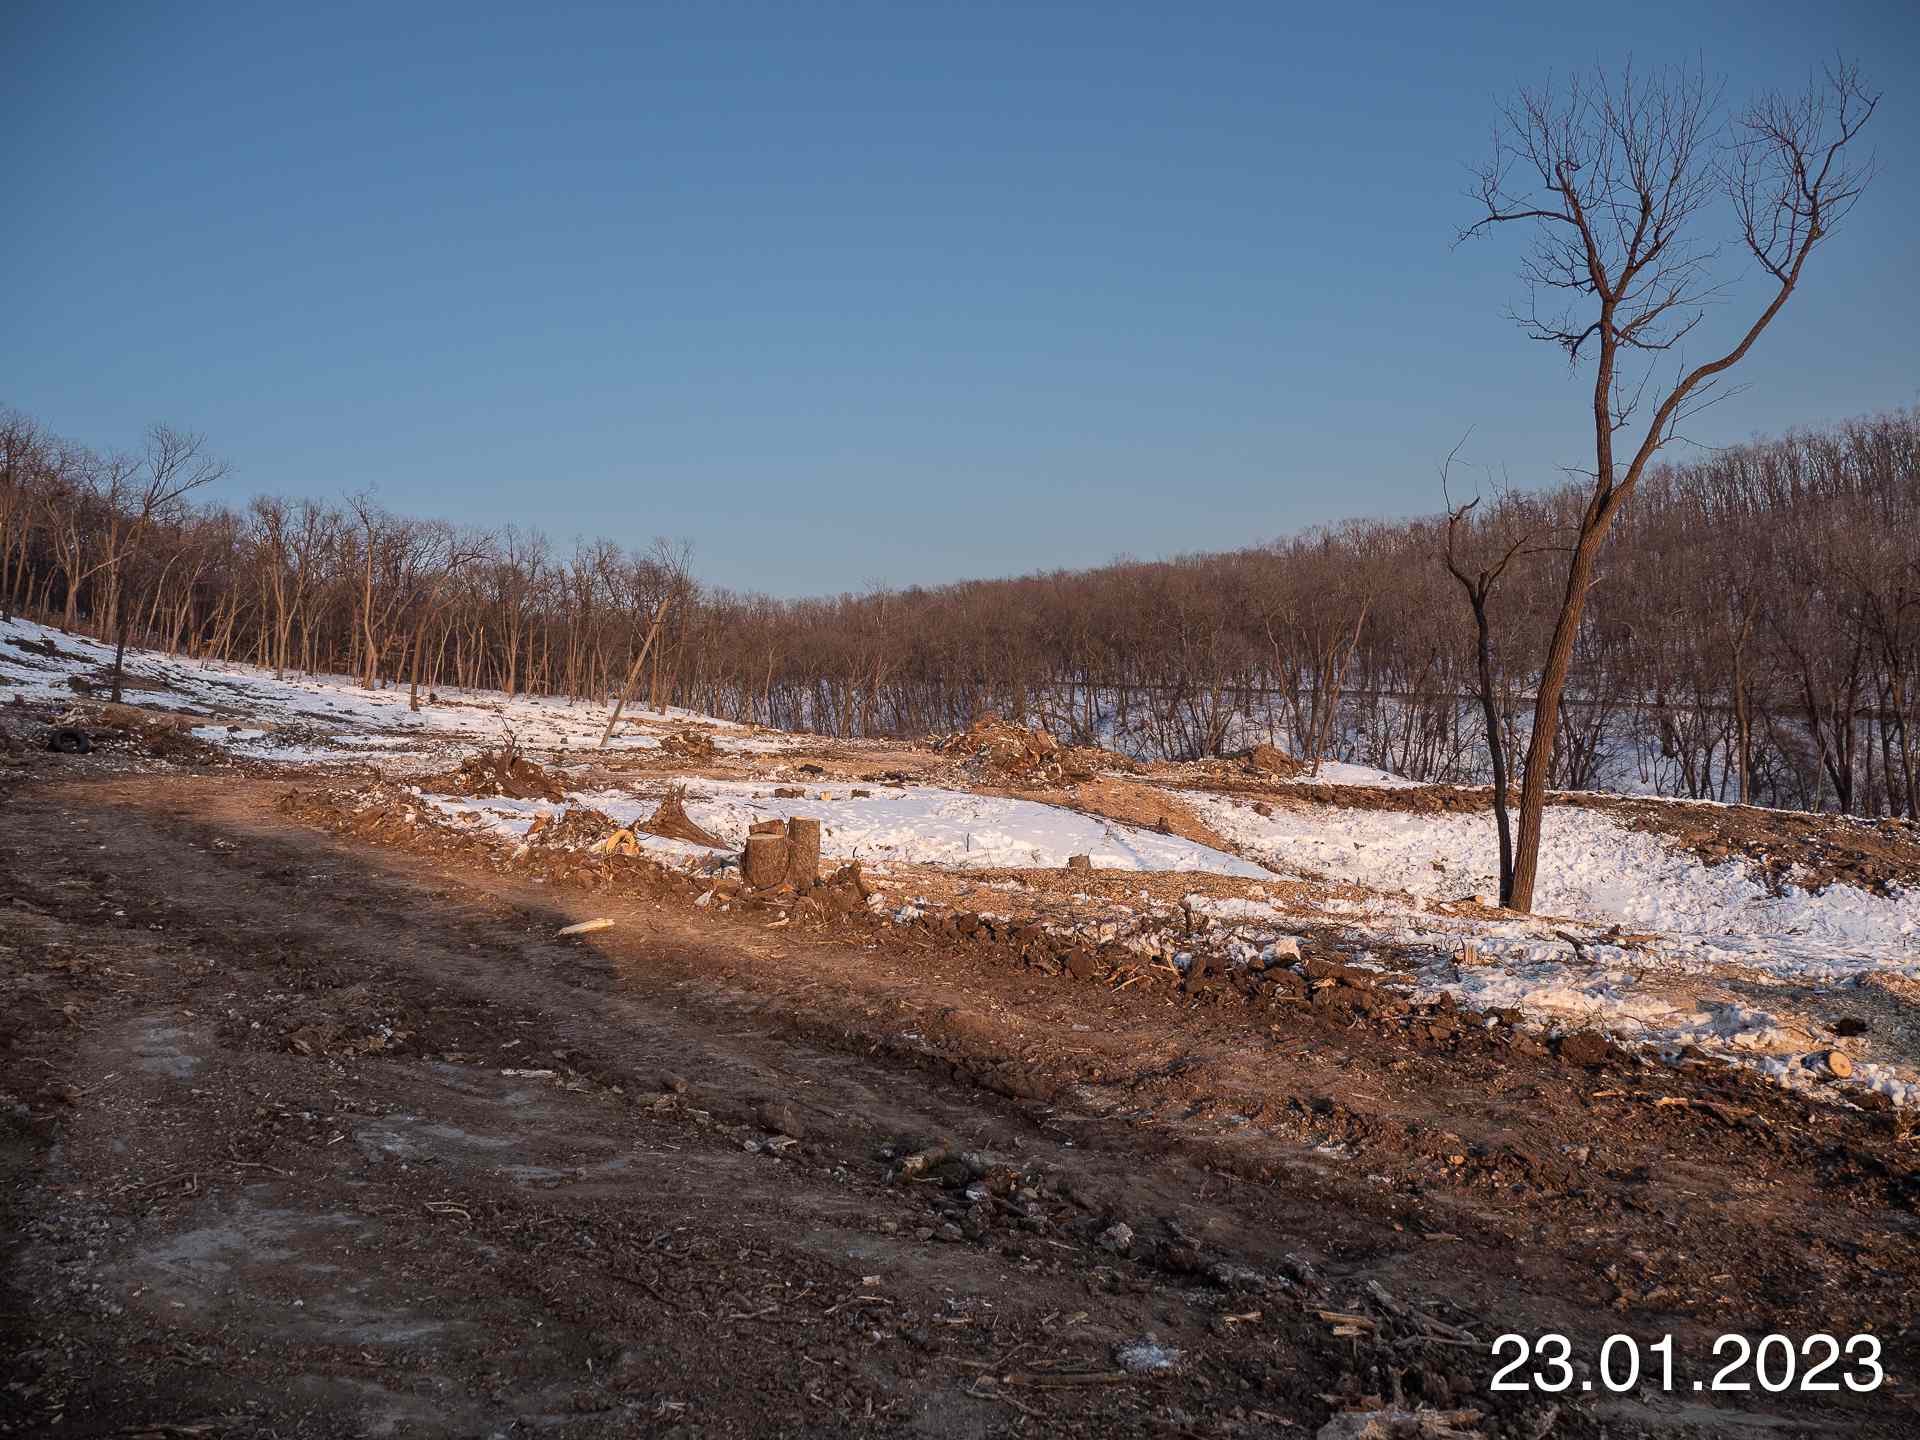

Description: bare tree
[108,426,229,702]
[1441,443,1542,905]
[1461,60,1877,910]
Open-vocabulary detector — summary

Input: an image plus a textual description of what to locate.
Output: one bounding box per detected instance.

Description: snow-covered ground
[1282,760,1419,789]
[1193,791,1920,1104]
[1193,793,1920,955]
[422,779,1272,879]
[0,616,753,759]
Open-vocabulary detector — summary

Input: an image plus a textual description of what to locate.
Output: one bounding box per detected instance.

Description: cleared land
[3,618,1917,1437]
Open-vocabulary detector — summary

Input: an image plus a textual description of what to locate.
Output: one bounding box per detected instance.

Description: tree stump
[1066,854,1092,872]
[784,816,821,890]
[742,832,790,888]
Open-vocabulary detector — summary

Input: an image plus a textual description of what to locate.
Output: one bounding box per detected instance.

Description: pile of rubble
[4,698,234,765]
[658,729,717,760]
[429,747,567,802]
[1245,742,1307,779]
[525,803,624,849]
[929,714,1127,787]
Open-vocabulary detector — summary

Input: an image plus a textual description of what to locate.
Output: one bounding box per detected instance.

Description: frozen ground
[0,616,754,759]
[1193,792,1920,1104]
[1281,759,1420,789]
[421,779,1272,879]
[8,614,1915,1104]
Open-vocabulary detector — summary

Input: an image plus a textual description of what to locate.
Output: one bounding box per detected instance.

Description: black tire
[48,727,92,755]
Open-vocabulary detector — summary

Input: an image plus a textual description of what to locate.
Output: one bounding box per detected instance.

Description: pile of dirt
[931,714,1129,786]
[1245,742,1308,779]
[39,700,233,766]
[995,775,1248,857]
[708,858,873,920]
[1608,797,1920,896]
[659,729,718,760]
[428,747,567,802]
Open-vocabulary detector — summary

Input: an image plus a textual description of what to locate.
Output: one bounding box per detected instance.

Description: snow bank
[1282,760,1420,789]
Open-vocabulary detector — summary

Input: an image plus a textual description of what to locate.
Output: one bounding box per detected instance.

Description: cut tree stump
[639,788,726,849]
[742,832,790,888]
[784,817,821,889]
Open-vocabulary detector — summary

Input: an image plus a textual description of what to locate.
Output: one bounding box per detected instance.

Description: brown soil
[659,730,719,761]
[3,766,1916,1437]
[422,747,568,802]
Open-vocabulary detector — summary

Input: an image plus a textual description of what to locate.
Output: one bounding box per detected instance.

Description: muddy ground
[2,766,1917,1437]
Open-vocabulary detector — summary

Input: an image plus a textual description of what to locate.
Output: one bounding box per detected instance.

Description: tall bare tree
[1461,60,1877,910]
[107,426,228,702]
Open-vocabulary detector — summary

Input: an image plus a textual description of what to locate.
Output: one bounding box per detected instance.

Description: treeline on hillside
[2,407,1917,816]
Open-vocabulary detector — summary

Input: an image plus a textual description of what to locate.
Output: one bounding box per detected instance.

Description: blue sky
[4,1,1915,596]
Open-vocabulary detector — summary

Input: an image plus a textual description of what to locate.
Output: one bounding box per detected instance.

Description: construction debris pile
[658,729,718,760]
[430,747,567,802]
[929,713,1128,787]
[524,804,624,849]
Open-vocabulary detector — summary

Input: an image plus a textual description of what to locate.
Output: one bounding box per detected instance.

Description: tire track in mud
[4,773,1915,1437]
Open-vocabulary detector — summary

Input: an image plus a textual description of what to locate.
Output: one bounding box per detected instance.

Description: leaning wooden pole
[596,598,672,749]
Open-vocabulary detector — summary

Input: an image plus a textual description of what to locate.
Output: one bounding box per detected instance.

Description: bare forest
[5,404,1917,818]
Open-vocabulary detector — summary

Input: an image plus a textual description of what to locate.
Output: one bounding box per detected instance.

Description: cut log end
[742,832,790,888]
[784,816,821,889]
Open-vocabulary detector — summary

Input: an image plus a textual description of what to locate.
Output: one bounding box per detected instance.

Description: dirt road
[2,773,1914,1436]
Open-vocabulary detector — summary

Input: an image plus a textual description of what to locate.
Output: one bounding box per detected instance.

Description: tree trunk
[783,816,821,890]
[110,608,131,704]
[1509,531,1605,912]
[1470,595,1515,905]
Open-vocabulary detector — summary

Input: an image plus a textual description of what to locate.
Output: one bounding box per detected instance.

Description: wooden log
[742,832,790,888]
[784,816,821,890]
[596,597,671,749]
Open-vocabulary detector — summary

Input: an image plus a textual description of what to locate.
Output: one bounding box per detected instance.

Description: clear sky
[5,1,1915,597]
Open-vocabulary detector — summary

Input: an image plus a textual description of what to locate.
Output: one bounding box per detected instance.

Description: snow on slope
[1280,760,1419,789]
[1192,791,1920,1103]
[1192,792,1920,958]
[422,779,1272,879]
[0,616,755,758]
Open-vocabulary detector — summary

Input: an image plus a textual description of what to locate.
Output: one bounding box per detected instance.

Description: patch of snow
[559,779,1273,878]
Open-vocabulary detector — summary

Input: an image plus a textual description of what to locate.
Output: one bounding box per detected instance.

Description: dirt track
[3,772,1916,1436]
